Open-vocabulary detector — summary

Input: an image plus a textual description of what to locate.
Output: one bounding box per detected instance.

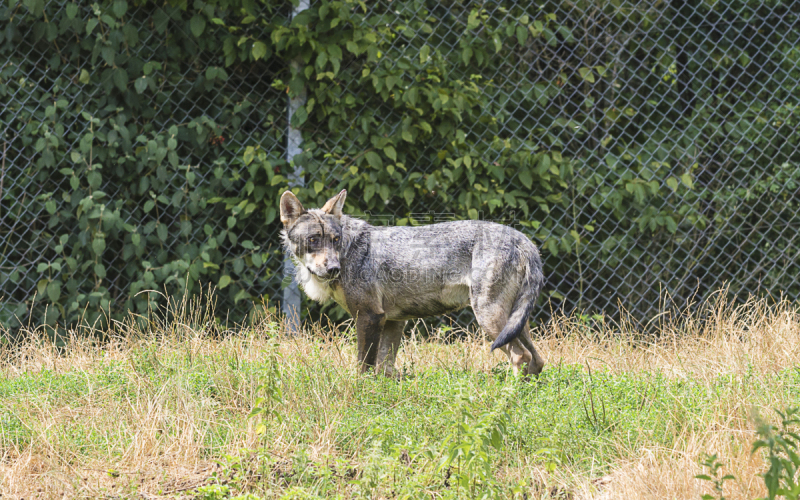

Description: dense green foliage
[1,0,798,331]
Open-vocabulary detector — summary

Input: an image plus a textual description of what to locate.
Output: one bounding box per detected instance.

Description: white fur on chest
[294,262,350,314]
[295,264,332,302]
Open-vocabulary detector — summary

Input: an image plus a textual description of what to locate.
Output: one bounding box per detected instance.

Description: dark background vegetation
[1,0,798,334]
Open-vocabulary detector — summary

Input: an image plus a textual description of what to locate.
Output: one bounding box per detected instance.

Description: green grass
[2,323,799,499]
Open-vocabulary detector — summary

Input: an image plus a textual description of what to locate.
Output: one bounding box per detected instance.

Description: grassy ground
[1,293,799,499]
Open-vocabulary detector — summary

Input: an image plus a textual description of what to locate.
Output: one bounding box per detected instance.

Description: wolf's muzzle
[326,263,340,275]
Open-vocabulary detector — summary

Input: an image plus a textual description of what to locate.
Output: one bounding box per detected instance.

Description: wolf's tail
[490,248,544,351]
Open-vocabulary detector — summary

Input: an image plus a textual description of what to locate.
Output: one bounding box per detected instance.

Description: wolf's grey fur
[279,189,545,377]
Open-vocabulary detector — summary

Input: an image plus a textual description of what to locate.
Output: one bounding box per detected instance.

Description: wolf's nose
[327,264,340,275]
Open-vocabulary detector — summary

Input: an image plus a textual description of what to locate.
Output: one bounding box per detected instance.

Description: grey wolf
[279,189,545,377]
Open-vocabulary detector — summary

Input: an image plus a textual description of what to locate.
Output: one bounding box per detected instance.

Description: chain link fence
[2,0,799,332]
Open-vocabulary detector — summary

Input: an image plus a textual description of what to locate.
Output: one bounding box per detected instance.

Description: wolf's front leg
[376,320,406,379]
[356,311,385,372]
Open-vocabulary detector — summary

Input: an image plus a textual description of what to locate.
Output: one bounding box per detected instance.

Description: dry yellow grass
[0,291,798,499]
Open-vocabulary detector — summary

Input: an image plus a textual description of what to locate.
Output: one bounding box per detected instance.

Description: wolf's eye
[333,236,340,243]
[308,236,319,245]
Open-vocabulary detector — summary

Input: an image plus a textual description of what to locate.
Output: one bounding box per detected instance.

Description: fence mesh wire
[2,0,799,330]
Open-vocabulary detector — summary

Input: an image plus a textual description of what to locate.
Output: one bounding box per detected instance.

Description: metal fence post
[282,0,310,335]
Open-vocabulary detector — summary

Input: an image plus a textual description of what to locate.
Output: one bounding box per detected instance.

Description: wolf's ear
[320,189,347,218]
[280,191,305,227]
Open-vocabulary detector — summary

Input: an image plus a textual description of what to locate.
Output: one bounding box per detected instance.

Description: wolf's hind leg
[518,323,544,376]
[472,299,532,375]
[499,340,532,375]
[377,320,406,379]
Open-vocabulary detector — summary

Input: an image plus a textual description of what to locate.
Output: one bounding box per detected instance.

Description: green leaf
[461,47,472,65]
[66,3,79,19]
[292,105,308,126]
[37,278,49,297]
[365,151,383,170]
[86,18,98,35]
[405,86,418,107]
[46,281,61,302]
[403,187,415,205]
[578,67,595,83]
[680,173,693,189]
[467,9,480,29]
[546,238,559,256]
[143,61,159,75]
[316,51,328,70]
[44,307,59,325]
[219,275,232,289]
[234,289,252,303]
[328,44,342,62]
[190,14,206,37]
[665,216,678,234]
[384,145,397,162]
[252,41,268,61]
[492,33,502,53]
[516,25,528,45]
[113,68,128,91]
[94,263,106,279]
[518,168,533,189]
[123,24,139,46]
[134,76,147,94]
[243,146,255,165]
[666,177,678,191]
[87,171,102,189]
[112,0,127,18]
[79,69,90,84]
[23,0,44,17]
[540,154,551,172]
[420,45,430,63]
[364,184,375,202]
[314,181,324,194]
[92,237,106,256]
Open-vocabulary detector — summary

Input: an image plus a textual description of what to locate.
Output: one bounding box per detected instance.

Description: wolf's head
[280,189,347,281]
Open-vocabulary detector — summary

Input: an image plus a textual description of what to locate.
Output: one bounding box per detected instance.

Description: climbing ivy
[2,0,798,332]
